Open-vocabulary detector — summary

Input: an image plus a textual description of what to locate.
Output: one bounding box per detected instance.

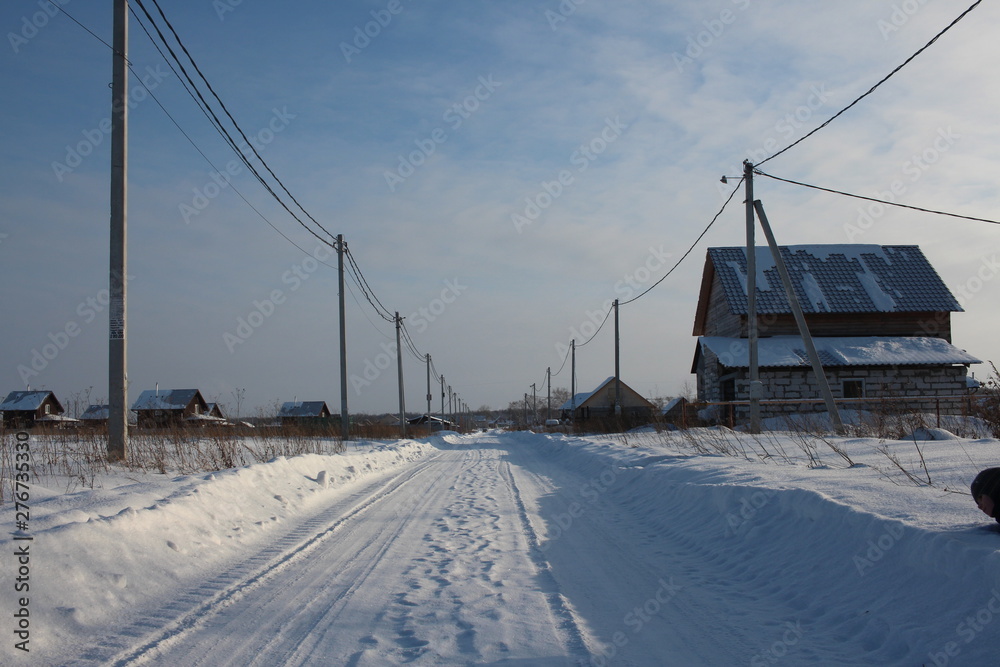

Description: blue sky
[2,0,999,416]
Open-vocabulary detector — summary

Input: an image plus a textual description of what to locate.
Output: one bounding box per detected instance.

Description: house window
[843,379,865,399]
[44,404,51,414]
[721,378,736,402]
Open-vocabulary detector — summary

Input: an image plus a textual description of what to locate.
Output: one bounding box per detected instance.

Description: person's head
[971,468,1000,518]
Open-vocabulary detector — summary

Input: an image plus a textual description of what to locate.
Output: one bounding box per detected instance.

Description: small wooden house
[205,403,226,420]
[132,389,209,428]
[559,377,655,425]
[0,390,66,429]
[691,244,981,420]
[278,401,334,430]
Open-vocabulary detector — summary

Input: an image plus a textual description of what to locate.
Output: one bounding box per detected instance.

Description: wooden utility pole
[395,312,405,438]
[337,234,349,440]
[745,160,762,434]
[108,0,129,461]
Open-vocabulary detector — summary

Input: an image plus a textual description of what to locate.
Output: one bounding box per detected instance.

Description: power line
[758,0,983,167]
[619,176,744,307]
[575,305,613,348]
[56,3,339,269]
[755,169,1000,226]
[132,0,337,249]
[344,247,395,322]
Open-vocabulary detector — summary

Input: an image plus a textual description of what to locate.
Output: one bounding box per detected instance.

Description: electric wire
[619,177,744,307]
[140,0,337,244]
[56,3,339,269]
[131,0,336,250]
[758,0,982,167]
[755,170,1000,226]
[575,305,613,348]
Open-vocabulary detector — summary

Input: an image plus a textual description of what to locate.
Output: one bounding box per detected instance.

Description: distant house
[408,414,455,431]
[80,404,110,426]
[278,401,334,430]
[691,244,981,420]
[0,390,66,429]
[205,403,226,420]
[132,389,209,428]
[559,377,656,424]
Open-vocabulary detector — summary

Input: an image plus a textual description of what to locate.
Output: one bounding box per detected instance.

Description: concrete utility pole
[745,160,762,434]
[531,383,537,425]
[546,367,551,421]
[570,339,576,431]
[337,234,349,441]
[108,0,129,461]
[614,299,621,417]
[395,312,405,438]
[425,354,432,420]
[440,374,446,425]
[753,200,845,433]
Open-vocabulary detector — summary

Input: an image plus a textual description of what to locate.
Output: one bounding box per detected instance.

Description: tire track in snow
[63,452,456,667]
[498,457,593,664]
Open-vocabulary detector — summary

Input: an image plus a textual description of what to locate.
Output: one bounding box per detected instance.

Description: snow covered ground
[2,428,1000,666]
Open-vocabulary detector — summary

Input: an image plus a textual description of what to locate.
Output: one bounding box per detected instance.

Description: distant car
[544,419,561,427]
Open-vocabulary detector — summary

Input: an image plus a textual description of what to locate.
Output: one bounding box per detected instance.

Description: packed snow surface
[3,429,1000,665]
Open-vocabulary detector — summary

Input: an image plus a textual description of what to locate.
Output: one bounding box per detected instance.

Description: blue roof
[708,245,962,315]
[132,389,203,411]
[0,390,59,412]
[278,401,330,418]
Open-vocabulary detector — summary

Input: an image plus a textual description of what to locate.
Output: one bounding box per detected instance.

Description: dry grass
[0,425,347,503]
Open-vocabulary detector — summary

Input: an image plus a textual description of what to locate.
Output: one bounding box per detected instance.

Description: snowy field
[2,427,1000,666]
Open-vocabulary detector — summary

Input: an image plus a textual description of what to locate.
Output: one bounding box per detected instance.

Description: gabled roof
[80,404,110,420]
[559,377,615,411]
[558,377,655,411]
[132,389,205,411]
[278,401,330,418]
[695,336,981,369]
[0,390,62,413]
[205,402,225,418]
[694,245,961,333]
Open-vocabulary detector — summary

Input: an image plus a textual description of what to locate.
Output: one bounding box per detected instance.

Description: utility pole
[395,312,405,438]
[440,374,446,426]
[753,200,845,433]
[745,160,762,434]
[448,385,453,425]
[570,339,576,431]
[531,383,536,425]
[425,354,432,422]
[546,367,551,422]
[614,299,621,417]
[337,234,349,441]
[108,0,129,461]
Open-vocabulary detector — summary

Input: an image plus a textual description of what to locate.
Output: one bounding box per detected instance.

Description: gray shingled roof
[278,401,330,418]
[709,245,962,315]
[132,389,202,411]
[0,390,59,412]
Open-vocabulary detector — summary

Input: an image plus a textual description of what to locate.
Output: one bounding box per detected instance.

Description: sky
[2,0,1000,417]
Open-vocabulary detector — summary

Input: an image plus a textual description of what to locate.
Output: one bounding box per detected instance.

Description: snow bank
[0,439,434,663]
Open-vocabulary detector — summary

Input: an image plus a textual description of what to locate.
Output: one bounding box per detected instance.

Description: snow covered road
[6,429,1000,665]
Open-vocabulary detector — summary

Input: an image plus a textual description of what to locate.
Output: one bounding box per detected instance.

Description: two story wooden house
[691,244,981,419]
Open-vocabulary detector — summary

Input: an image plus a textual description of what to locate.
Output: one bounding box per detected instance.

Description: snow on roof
[278,401,330,418]
[81,405,110,420]
[132,389,202,411]
[0,390,58,412]
[558,377,615,411]
[708,245,961,315]
[698,336,981,368]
